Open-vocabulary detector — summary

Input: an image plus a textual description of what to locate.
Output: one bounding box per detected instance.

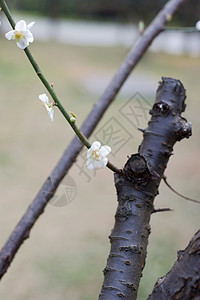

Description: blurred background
[0,1,200,299]
[3,0,200,24]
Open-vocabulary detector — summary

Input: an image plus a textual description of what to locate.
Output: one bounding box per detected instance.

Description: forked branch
[0,0,187,281]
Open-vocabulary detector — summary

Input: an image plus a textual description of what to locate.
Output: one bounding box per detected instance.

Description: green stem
[0,0,15,28]
[24,48,72,122]
[0,0,122,175]
[107,162,122,174]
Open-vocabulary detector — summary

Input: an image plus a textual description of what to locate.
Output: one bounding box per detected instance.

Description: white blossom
[86,141,111,170]
[39,93,54,122]
[196,20,200,31]
[5,20,35,49]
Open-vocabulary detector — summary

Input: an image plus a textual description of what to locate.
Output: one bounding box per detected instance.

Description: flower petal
[15,20,26,31]
[91,141,101,151]
[87,148,93,159]
[86,159,95,170]
[5,30,15,40]
[39,93,49,104]
[96,157,108,168]
[44,104,54,122]
[27,21,35,30]
[17,39,29,49]
[47,107,54,122]
[24,30,34,42]
[99,145,111,157]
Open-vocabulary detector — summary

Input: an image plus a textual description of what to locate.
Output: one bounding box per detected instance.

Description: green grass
[0,36,200,300]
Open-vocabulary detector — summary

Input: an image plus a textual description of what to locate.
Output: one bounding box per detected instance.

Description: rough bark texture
[99,77,192,300]
[0,0,187,280]
[148,230,200,300]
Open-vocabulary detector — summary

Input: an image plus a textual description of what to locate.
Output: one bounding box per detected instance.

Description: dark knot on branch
[123,154,151,187]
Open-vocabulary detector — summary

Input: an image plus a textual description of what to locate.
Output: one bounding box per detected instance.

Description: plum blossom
[39,93,54,122]
[5,20,35,49]
[86,141,111,170]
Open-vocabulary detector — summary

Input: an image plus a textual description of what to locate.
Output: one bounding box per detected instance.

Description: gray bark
[99,77,192,299]
[148,230,200,300]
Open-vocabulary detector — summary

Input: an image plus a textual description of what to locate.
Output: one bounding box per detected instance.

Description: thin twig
[0,1,80,134]
[152,208,173,214]
[163,176,200,205]
[0,0,121,174]
[0,0,187,280]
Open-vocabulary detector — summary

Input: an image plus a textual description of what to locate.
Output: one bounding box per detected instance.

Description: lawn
[0,36,200,300]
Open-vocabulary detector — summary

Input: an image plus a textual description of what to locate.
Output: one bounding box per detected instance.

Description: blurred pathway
[1,13,200,56]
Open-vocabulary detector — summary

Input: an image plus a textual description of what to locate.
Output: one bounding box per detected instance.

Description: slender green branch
[24,48,72,123]
[0,0,15,28]
[107,162,122,174]
[0,0,121,175]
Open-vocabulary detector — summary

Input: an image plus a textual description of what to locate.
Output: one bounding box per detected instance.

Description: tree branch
[163,175,200,204]
[99,77,192,299]
[0,0,187,280]
[0,0,121,174]
[0,0,89,144]
[148,230,200,299]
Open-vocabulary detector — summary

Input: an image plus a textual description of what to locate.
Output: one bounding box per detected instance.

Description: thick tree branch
[148,230,200,300]
[99,77,192,299]
[0,0,187,280]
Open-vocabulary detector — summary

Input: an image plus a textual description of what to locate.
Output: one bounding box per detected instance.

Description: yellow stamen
[15,31,23,41]
[91,150,100,160]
